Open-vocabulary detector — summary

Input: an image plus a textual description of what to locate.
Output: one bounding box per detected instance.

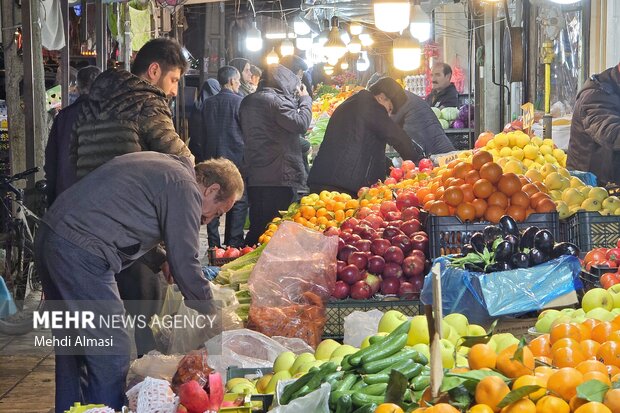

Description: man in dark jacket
[308,77,425,196]
[198,66,247,248]
[568,64,620,185]
[36,153,243,412]
[70,37,193,179]
[426,63,460,108]
[188,78,221,151]
[239,64,312,246]
[45,66,101,205]
[393,90,455,156]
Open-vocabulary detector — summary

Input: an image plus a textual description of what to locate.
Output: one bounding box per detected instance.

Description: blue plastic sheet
[421,255,582,325]
[202,266,221,281]
[569,170,598,186]
[0,276,17,318]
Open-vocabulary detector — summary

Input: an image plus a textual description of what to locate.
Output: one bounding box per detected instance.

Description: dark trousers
[115,261,161,357]
[206,191,248,248]
[245,186,296,246]
[34,225,130,412]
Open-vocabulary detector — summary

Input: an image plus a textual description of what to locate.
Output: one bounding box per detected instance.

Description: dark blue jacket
[195,88,244,168]
[44,94,86,204]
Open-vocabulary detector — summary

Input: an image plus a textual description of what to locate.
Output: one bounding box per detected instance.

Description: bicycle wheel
[3,220,27,304]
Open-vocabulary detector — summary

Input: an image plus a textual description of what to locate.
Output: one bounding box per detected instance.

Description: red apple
[371,238,392,256]
[356,206,373,220]
[381,276,401,295]
[385,211,402,222]
[400,219,422,237]
[384,177,397,185]
[390,167,404,181]
[380,201,398,217]
[364,214,384,230]
[401,160,416,171]
[396,190,420,210]
[401,207,420,221]
[410,234,429,253]
[402,255,425,277]
[350,280,373,299]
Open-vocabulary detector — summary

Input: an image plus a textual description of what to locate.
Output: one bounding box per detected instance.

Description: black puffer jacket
[239,64,312,188]
[69,69,192,178]
[307,90,424,195]
[393,91,455,156]
[568,65,620,184]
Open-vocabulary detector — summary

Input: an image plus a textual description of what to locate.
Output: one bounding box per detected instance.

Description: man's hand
[161,261,173,284]
[297,84,309,97]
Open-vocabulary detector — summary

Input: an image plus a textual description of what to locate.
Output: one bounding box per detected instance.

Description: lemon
[504,160,526,175]
[511,147,525,161]
[530,136,543,146]
[540,163,558,177]
[569,177,585,188]
[515,133,531,148]
[499,146,513,158]
[523,144,539,160]
[552,148,566,159]
[542,138,555,147]
[581,198,602,212]
[523,159,534,168]
[494,133,510,148]
[485,139,496,149]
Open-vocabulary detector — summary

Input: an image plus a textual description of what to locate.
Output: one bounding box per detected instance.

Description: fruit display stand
[559,212,620,250]
[426,212,560,258]
[323,297,423,340]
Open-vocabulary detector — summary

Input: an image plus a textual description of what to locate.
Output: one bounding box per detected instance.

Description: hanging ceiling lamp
[246,20,263,52]
[357,51,370,72]
[266,48,280,65]
[280,39,295,56]
[293,15,311,35]
[359,33,374,47]
[392,30,421,71]
[347,36,362,54]
[349,21,363,36]
[324,65,334,75]
[409,4,431,42]
[317,19,331,46]
[323,16,348,65]
[340,61,349,70]
[296,35,313,51]
[373,0,411,33]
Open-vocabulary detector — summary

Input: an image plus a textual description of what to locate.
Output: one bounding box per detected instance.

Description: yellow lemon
[511,147,525,161]
[494,133,510,148]
[556,201,571,220]
[515,132,531,148]
[544,154,559,164]
[531,136,544,146]
[540,145,553,156]
[569,177,585,188]
[523,144,539,160]
[500,146,513,158]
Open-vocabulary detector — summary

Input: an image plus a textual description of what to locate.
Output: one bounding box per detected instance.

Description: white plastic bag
[129,352,183,382]
[343,310,385,348]
[271,382,330,413]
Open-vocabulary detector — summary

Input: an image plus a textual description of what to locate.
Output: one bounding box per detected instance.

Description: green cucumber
[351,377,368,391]
[306,361,337,391]
[352,393,385,407]
[279,369,317,404]
[349,321,411,366]
[330,390,354,407]
[363,359,420,384]
[324,370,344,385]
[360,382,388,396]
[290,384,312,400]
[333,373,359,393]
[335,394,353,413]
[360,348,418,374]
[369,335,386,344]
[341,355,354,371]
[351,403,378,413]
[359,333,408,365]
[411,349,429,365]
[411,374,431,391]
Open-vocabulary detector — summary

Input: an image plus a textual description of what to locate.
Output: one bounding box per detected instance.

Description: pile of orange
[421,151,556,223]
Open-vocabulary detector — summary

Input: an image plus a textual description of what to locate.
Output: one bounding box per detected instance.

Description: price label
[521,102,535,130]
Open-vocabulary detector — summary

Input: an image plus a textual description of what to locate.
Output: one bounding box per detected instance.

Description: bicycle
[0,167,46,335]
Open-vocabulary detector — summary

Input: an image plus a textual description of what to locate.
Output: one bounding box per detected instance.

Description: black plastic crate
[426,212,560,259]
[207,248,238,266]
[323,297,423,340]
[589,264,619,278]
[225,366,274,413]
[579,270,601,291]
[559,212,620,251]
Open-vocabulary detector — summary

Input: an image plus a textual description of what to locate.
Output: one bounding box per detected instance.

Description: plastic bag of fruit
[247,221,338,347]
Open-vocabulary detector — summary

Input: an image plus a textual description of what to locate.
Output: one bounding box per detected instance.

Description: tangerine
[472,151,494,170]
[475,375,510,412]
[529,334,552,358]
[496,344,535,378]
[535,395,570,413]
[498,173,522,196]
[582,371,611,386]
[570,396,589,411]
[576,360,609,375]
[500,398,536,413]
[552,345,586,368]
[375,403,405,413]
[580,339,601,359]
[512,374,547,401]
[546,367,584,401]
[603,388,620,412]
[485,205,506,224]
[575,322,592,341]
[469,405,494,413]
[592,322,616,344]
[472,198,488,218]
[468,343,498,370]
[488,192,509,209]
[597,340,620,368]
[574,402,612,413]
[427,404,460,413]
[550,322,581,344]
[456,202,477,223]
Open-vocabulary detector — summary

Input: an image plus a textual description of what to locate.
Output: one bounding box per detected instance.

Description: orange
[474,179,494,199]
[536,198,557,213]
[552,345,586,368]
[443,186,464,207]
[485,205,506,224]
[536,356,553,365]
[453,162,474,179]
[603,388,620,412]
[574,402,612,413]
[570,396,589,411]
[426,404,459,413]
[583,318,602,332]
[475,375,510,412]
[465,169,481,185]
[496,344,535,378]
[606,330,620,342]
[529,334,552,358]
[429,201,450,217]
[529,192,551,209]
[511,191,530,208]
[522,183,540,197]
[551,337,581,353]
[546,367,584,401]
[469,405,495,413]
[575,322,592,341]
[472,198,488,219]
[534,366,555,380]
[457,202,477,222]
[460,183,475,202]
[468,343,498,370]
[480,162,503,184]
[535,395,569,413]
[500,398,536,413]
[472,151,493,170]
[576,360,609,375]
[512,374,547,401]
[497,173,522,196]
[597,340,620,368]
[375,403,405,413]
[505,205,527,222]
[550,322,582,344]
[488,192,509,209]
[580,339,601,360]
[582,371,611,386]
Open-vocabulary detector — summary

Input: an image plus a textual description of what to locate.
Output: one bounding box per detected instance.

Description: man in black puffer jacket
[308,77,425,196]
[70,38,193,178]
[568,64,620,185]
[239,64,312,246]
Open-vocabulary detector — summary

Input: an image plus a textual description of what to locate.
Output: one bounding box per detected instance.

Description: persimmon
[506,205,527,222]
[472,198,488,219]
[460,183,475,202]
[485,205,506,224]
[473,179,494,199]
[480,162,503,184]
[511,191,530,208]
[456,202,477,222]
[522,183,540,197]
[443,186,464,207]
[488,192,509,209]
[453,162,473,179]
[429,201,450,217]
[465,169,481,185]
[536,198,557,213]
[472,150,493,170]
[498,173,522,196]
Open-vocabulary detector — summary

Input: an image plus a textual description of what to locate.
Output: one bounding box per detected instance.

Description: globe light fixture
[280,39,295,56]
[373,0,411,33]
[293,15,311,35]
[266,47,280,65]
[340,61,349,70]
[246,21,263,52]
[356,51,370,72]
[392,30,421,71]
[317,19,330,46]
[324,65,334,75]
[341,31,351,45]
[349,21,363,36]
[323,17,348,65]
[347,36,362,54]
[409,4,431,42]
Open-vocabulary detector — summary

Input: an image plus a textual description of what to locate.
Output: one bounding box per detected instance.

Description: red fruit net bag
[247,221,337,348]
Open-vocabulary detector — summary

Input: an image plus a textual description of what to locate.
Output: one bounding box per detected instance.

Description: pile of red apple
[211,245,255,259]
[324,190,431,300]
[383,159,433,185]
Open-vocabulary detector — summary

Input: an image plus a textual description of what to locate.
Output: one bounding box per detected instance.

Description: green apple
[412,343,430,361]
[534,314,556,333]
[608,284,620,309]
[330,344,358,359]
[586,308,615,322]
[439,338,456,368]
[407,315,430,346]
[444,313,470,336]
[314,339,341,360]
[273,351,296,373]
[612,308,620,316]
[360,332,388,349]
[491,333,519,354]
[467,324,487,337]
[455,354,468,368]
[457,346,470,356]
[290,352,315,374]
[378,310,410,333]
[230,382,255,394]
[550,315,574,329]
[582,288,614,312]
[446,325,461,346]
[560,308,575,317]
[265,370,291,394]
[572,309,586,319]
[537,309,561,321]
[441,321,453,340]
